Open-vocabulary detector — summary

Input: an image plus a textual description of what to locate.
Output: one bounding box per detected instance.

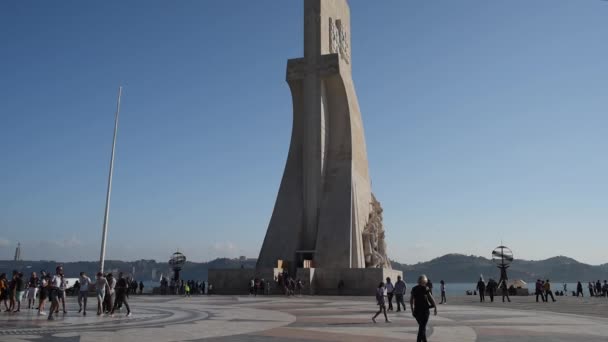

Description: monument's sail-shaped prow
[257,0,391,271]
[210,0,400,295]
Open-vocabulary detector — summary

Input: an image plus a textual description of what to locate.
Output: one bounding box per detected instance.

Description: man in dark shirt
[111,272,131,317]
[535,279,546,302]
[8,270,17,312]
[486,278,497,302]
[410,275,437,342]
[394,276,407,312]
[14,272,25,312]
[476,277,486,302]
[500,279,511,302]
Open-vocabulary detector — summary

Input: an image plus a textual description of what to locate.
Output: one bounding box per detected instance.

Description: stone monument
[209,0,401,295]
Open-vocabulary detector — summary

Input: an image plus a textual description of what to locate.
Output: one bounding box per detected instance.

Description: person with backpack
[371,281,391,323]
[410,275,437,342]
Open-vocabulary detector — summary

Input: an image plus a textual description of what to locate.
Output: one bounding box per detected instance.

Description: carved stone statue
[362,194,391,268]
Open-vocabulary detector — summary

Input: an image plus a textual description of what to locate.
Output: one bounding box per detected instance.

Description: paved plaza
[1,295,607,341]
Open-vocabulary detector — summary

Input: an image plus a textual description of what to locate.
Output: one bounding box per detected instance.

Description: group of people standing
[0,266,133,320]
[0,270,45,313]
[83,271,131,317]
[476,277,509,302]
[160,278,210,295]
[373,275,438,342]
[576,280,608,297]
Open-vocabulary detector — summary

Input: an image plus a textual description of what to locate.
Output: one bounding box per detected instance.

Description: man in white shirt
[78,272,92,315]
[385,277,395,311]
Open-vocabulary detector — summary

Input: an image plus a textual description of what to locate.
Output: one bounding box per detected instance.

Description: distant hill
[1,254,606,283]
[391,254,608,283]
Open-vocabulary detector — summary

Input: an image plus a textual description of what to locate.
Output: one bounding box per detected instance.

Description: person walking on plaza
[27,272,39,310]
[139,281,144,295]
[410,275,437,342]
[385,277,395,311]
[38,272,49,315]
[14,272,25,312]
[544,279,556,302]
[0,273,9,311]
[47,266,63,320]
[535,279,546,302]
[439,280,447,304]
[95,272,109,315]
[78,272,92,315]
[104,273,116,314]
[57,270,67,314]
[111,272,131,317]
[577,281,584,297]
[588,282,594,297]
[8,271,17,312]
[486,278,497,302]
[476,277,486,302]
[394,275,407,312]
[500,279,511,303]
[371,281,391,323]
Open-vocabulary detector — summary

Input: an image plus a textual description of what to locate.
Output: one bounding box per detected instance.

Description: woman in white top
[95,272,109,316]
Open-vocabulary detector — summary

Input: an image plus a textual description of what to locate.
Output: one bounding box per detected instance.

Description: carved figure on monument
[329,18,339,54]
[363,194,391,269]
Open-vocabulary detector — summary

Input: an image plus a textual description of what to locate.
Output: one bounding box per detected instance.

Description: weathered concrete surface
[3,295,608,341]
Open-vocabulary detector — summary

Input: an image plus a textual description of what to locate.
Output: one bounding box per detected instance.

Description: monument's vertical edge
[256,78,305,270]
[301,0,323,253]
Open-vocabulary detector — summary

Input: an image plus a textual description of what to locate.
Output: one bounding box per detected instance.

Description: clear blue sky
[1,0,607,264]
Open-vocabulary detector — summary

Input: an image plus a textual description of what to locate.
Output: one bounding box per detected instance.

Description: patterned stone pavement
[1,295,607,341]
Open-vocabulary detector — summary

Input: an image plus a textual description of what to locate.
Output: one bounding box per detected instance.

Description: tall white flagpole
[99,86,122,273]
